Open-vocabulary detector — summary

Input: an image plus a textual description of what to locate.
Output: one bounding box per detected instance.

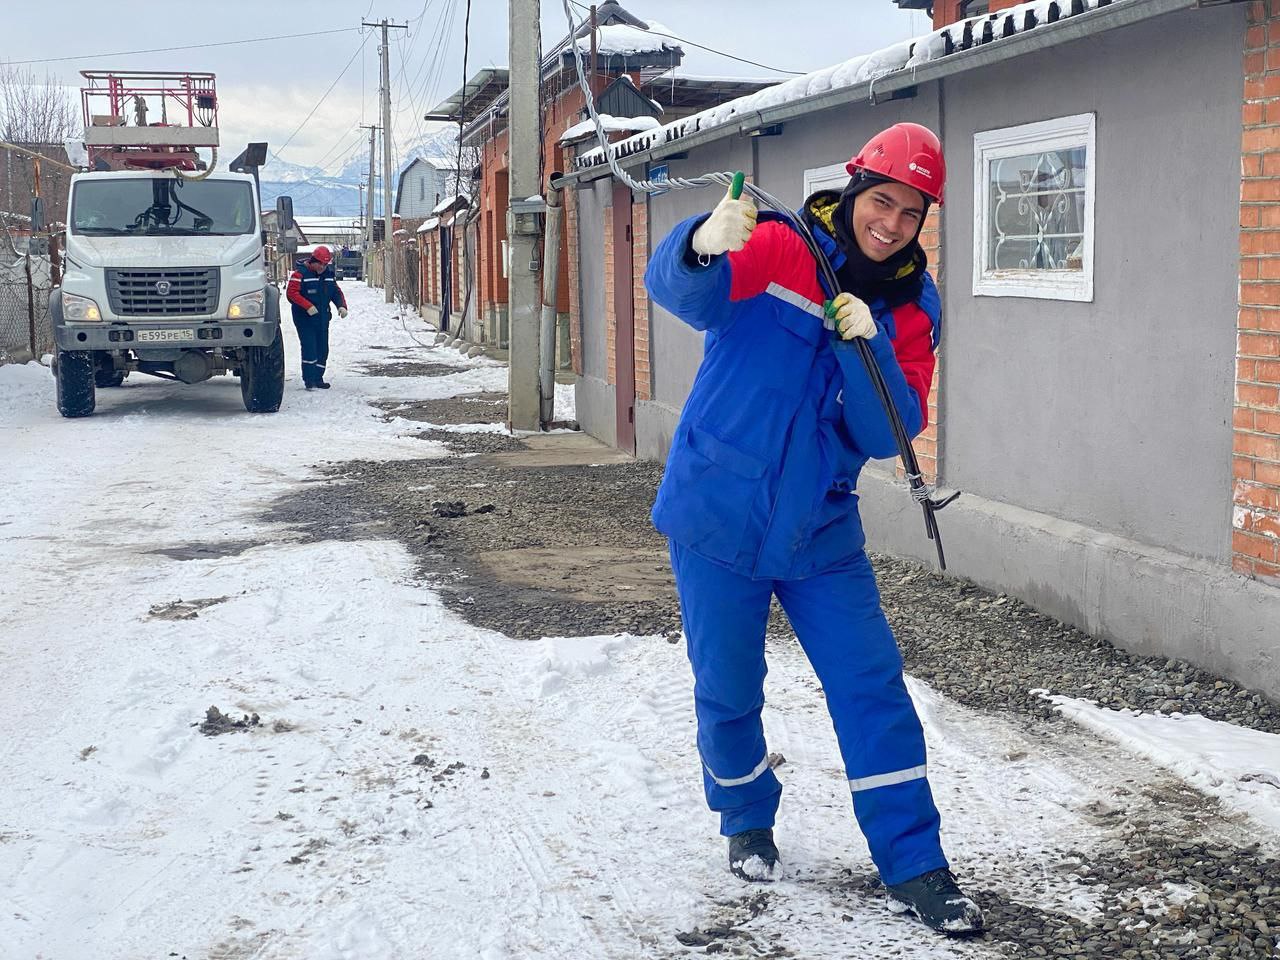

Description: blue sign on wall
[648,163,670,196]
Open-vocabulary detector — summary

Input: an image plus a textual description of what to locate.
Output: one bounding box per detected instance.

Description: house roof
[573,0,1162,177]
[433,193,471,215]
[425,67,511,124]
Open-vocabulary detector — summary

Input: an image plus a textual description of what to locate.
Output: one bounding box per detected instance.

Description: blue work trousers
[293,316,331,386]
[670,542,948,886]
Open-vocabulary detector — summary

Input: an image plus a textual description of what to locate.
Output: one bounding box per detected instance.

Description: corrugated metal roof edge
[560,0,1198,187]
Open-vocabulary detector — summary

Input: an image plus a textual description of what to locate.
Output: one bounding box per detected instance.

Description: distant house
[395,157,458,220]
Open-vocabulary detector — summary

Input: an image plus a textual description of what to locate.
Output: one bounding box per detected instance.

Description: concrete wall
[940,6,1246,563]
[574,178,615,445]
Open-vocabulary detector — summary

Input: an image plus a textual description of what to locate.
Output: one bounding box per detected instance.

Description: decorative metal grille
[987,146,1087,272]
[105,267,219,316]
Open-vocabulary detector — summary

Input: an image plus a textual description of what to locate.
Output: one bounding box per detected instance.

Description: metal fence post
[24,254,36,358]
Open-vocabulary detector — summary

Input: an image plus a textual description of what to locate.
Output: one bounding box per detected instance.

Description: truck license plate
[136,328,195,343]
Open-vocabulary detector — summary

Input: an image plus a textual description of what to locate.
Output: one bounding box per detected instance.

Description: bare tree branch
[0,65,80,145]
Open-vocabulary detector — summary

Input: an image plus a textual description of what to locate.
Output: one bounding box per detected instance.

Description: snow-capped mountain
[259,128,460,217]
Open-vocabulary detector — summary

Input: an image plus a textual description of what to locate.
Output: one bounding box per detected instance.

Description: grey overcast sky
[8,1,928,173]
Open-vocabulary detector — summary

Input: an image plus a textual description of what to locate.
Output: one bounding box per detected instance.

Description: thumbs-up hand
[691,184,758,258]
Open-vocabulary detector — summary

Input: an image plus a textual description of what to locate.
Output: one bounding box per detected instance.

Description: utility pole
[363,19,406,304]
[507,0,542,430]
[360,123,379,288]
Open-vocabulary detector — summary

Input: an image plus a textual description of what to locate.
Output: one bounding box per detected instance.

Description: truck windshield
[71,179,256,236]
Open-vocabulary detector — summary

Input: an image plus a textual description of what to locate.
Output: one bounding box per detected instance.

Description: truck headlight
[63,292,101,321]
[228,291,264,319]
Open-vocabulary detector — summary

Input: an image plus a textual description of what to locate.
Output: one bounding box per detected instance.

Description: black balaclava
[830,171,929,308]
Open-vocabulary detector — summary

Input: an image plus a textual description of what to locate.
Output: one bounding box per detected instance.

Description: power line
[273,31,372,161]
[4,27,362,66]
[455,0,472,198]
[565,0,803,76]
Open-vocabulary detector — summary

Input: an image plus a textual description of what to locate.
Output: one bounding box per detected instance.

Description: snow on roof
[577,0,1124,171]
[432,193,471,214]
[574,20,681,57]
[416,217,440,233]
[559,114,661,145]
[422,156,457,170]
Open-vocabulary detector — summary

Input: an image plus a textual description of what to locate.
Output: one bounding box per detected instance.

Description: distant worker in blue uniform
[285,245,348,390]
[644,123,983,936]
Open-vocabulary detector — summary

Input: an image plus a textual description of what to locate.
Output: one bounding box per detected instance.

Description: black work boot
[727,828,780,882]
[884,868,983,936]
[315,381,331,389]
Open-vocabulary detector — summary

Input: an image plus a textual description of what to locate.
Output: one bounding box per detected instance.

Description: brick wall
[1235,1,1280,583]
[566,187,583,375]
[632,198,651,400]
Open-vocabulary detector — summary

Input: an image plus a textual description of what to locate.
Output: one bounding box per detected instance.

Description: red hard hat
[846,122,945,206]
[311,245,333,265]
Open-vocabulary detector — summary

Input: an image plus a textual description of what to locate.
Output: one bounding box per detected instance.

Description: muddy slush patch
[147,596,231,621]
[265,441,682,640]
[376,392,508,427]
[151,541,260,562]
[360,360,474,378]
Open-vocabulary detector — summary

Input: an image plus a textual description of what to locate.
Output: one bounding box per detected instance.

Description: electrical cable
[565,0,804,76]
[556,0,958,568]
[8,27,362,66]
[273,31,372,161]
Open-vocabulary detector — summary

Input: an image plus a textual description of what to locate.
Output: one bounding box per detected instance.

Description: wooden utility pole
[363,19,406,303]
[360,123,380,287]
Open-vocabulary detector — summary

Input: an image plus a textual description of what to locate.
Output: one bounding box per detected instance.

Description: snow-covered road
[2,285,1278,959]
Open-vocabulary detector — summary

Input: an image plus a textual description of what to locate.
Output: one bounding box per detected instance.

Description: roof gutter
[560,0,1201,186]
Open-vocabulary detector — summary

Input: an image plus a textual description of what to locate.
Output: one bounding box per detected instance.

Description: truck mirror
[276,196,294,232]
[30,197,45,233]
[282,235,298,255]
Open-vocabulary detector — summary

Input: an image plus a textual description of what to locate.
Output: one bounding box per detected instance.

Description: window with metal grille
[973,113,1095,302]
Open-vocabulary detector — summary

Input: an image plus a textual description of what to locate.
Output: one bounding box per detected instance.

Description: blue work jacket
[644,212,940,581]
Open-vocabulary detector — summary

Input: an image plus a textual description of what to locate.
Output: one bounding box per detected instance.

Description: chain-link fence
[0,255,52,364]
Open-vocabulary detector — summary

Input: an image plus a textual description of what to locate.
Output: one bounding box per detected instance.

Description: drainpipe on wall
[539,174,564,428]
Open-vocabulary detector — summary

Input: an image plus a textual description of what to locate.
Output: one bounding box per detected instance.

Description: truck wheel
[55,350,96,418]
[240,327,285,413]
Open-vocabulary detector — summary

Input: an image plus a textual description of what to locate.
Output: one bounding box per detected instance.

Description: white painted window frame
[803,161,849,198]
[972,113,1096,302]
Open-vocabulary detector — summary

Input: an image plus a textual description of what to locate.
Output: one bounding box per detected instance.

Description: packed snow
[575,20,681,57]
[2,282,1278,957]
[559,114,661,145]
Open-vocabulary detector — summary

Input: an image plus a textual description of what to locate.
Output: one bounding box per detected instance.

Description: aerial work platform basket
[81,71,220,170]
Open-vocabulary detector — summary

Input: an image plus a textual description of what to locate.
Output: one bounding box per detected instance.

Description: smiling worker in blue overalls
[644,123,982,937]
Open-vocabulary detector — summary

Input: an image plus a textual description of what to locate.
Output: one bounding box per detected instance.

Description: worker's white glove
[830,292,877,340]
[306,305,319,317]
[337,306,348,319]
[691,185,757,258]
